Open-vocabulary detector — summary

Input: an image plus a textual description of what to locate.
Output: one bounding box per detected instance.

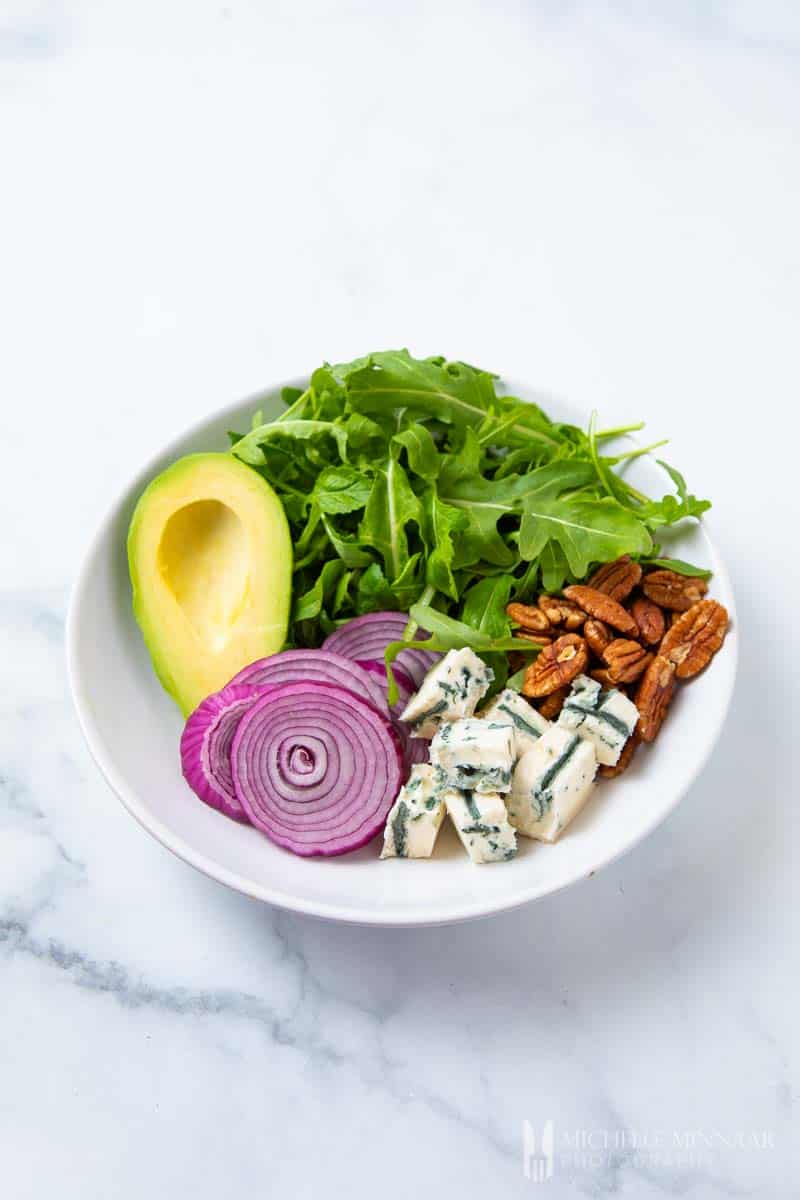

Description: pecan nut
[538,594,586,630]
[587,555,642,602]
[506,602,552,635]
[515,631,552,647]
[630,595,665,645]
[642,569,708,612]
[602,639,654,684]
[634,655,677,742]
[584,618,613,657]
[658,599,729,679]
[522,633,589,697]
[591,667,620,690]
[562,584,639,637]
[536,685,569,720]
[598,734,639,778]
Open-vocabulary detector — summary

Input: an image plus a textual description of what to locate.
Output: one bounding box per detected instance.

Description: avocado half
[128,452,292,716]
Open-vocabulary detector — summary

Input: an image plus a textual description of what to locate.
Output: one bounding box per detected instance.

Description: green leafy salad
[228,349,709,694]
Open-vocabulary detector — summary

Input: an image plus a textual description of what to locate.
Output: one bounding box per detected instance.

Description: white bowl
[67,379,737,926]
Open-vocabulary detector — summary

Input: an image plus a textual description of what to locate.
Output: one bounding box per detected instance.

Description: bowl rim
[66,377,738,926]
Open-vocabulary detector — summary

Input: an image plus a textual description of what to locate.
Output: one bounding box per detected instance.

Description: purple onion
[180,683,270,822]
[231,681,404,857]
[355,659,415,719]
[322,612,440,689]
[229,649,389,717]
[355,659,426,771]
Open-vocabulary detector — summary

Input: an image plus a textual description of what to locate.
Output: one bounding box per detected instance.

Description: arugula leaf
[232,419,347,466]
[404,604,534,652]
[419,488,467,601]
[358,452,421,582]
[641,556,713,579]
[520,494,653,579]
[393,423,440,480]
[339,350,498,428]
[460,575,514,638]
[321,515,375,568]
[356,562,396,613]
[640,459,712,527]
[313,465,372,514]
[293,559,345,622]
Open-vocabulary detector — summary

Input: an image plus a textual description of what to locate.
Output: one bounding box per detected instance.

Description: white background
[1,2,798,1196]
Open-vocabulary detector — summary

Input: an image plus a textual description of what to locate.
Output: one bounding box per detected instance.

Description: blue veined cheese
[380,765,446,859]
[443,788,517,864]
[478,688,550,757]
[556,674,639,766]
[398,648,494,739]
[508,725,597,842]
[430,717,515,793]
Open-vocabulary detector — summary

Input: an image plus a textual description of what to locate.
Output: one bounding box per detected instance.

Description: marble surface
[2,2,798,1196]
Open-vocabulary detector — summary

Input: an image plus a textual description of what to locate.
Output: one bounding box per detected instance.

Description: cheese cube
[557,674,639,766]
[380,765,446,859]
[478,688,550,756]
[444,788,517,864]
[399,648,494,739]
[430,717,515,793]
[508,725,597,842]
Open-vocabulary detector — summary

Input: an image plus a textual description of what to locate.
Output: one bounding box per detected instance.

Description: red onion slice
[355,659,427,770]
[322,612,440,690]
[229,649,389,716]
[231,681,404,857]
[356,659,415,718]
[180,683,270,822]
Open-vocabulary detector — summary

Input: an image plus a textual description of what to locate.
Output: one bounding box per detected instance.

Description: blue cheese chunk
[444,788,517,864]
[508,725,597,842]
[399,648,494,739]
[380,765,446,859]
[478,688,550,757]
[557,674,639,766]
[430,718,515,793]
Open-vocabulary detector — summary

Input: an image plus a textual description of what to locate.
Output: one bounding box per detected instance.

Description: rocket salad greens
[229,349,710,688]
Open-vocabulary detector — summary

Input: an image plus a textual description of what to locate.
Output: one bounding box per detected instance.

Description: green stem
[594,422,645,440]
[403,585,436,642]
[277,389,311,422]
[606,439,669,465]
[615,477,650,505]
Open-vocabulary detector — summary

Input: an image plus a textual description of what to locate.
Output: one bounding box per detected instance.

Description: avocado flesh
[128,452,292,716]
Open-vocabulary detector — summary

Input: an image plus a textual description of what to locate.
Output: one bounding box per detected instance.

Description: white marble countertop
[2,3,797,1196]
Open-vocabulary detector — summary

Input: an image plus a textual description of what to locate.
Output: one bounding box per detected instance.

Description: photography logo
[523,1119,555,1183]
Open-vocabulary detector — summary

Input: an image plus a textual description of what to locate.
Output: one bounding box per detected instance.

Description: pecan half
[634,655,677,742]
[562,584,639,637]
[522,633,589,697]
[658,599,729,679]
[584,618,613,657]
[598,734,639,778]
[537,685,569,720]
[630,595,665,645]
[602,639,654,684]
[515,631,552,647]
[538,594,586,630]
[642,569,708,612]
[506,602,551,635]
[587,555,642,602]
[591,667,619,690]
